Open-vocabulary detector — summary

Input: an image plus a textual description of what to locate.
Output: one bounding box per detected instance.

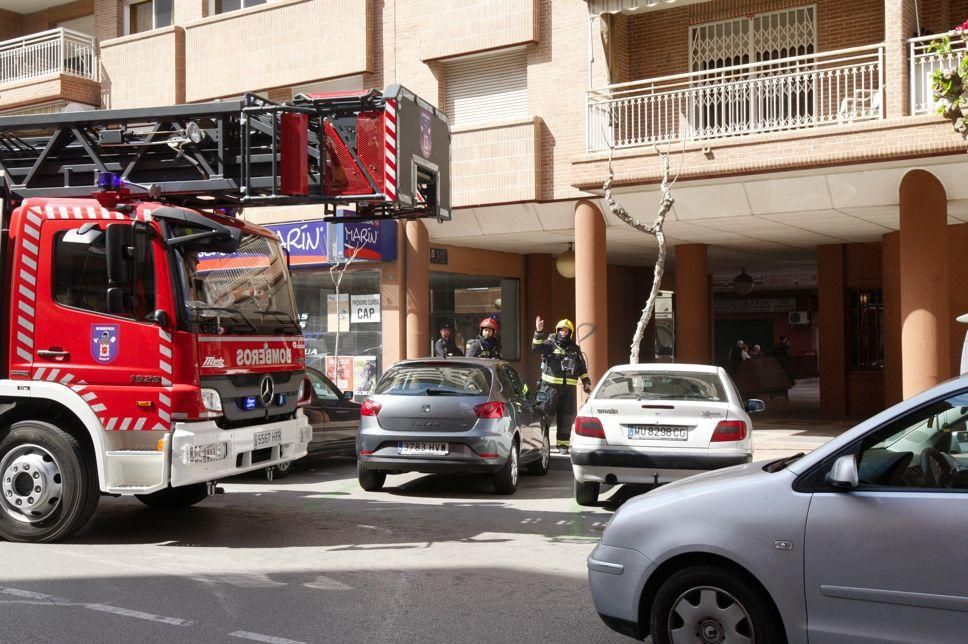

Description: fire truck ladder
[0,86,451,221]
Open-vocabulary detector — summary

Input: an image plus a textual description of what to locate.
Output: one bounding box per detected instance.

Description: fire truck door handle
[38,349,70,361]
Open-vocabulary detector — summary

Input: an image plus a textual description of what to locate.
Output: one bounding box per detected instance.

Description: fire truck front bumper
[169,412,312,487]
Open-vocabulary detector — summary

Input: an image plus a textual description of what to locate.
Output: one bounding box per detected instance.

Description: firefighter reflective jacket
[532,331,590,387]
[466,335,502,359]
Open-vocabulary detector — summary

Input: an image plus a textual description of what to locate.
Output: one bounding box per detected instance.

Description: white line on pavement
[85,603,193,626]
[229,630,307,644]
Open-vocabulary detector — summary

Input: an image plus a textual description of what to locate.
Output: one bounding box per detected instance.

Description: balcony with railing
[0,28,100,111]
[909,33,968,115]
[586,44,885,152]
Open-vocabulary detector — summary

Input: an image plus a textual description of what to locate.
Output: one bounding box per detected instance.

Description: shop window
[848,289,883,371]
[291,269,382,397]
[430,273,520,360]
[124,0,172,35]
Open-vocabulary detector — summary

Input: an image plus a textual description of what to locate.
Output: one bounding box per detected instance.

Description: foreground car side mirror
[826,454,859,490]
[745,399,766,413]
[343,390,354,401]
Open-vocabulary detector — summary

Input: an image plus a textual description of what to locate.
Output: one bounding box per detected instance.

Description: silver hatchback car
[356,358,551,494]
[589,375,968,643]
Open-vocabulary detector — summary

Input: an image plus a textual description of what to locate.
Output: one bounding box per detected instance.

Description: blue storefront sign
[266,213,397,267]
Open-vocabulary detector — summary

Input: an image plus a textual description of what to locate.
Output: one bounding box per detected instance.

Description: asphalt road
[0,454,631,644]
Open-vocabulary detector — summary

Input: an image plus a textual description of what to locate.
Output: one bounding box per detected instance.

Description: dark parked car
[268,367,361,479]
[356,358,551,494]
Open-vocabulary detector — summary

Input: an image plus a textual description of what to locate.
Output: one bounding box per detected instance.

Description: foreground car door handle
[38,348,70,361]
[587,558,625,575]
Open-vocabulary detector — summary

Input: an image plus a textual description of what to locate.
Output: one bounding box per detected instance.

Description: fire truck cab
[0,86,450,542]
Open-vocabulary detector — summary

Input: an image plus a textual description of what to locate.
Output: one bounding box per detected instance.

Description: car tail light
[296,378,312,407]
[575,416,606,439]
[361,399,382,417]
[473,401,505,419]
[712,420,747,442]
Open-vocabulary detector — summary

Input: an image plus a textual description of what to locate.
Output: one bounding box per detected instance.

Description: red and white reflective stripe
[384,99,397,201]
[155,327,173,431]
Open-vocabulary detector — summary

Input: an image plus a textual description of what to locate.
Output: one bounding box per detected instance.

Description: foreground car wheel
[527,431,551,476]
[136,483,209,509]
[0,422,100,543]
[358,462,386,491]
[650,565,784,644]
[574,480,600,506]
[493,441,519,494]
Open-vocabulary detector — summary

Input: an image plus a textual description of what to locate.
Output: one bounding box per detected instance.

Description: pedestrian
[433,322,462,358]
[728,339,746,374]
[749,344,763,358]
[773,334,792,382]
[466,317,502,359]
[532,316,592,454]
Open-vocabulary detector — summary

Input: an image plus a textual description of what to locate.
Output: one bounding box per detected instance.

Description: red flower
[958,18,968,32]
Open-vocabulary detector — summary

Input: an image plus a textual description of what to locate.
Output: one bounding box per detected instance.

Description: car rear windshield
[596,371,727,402]
[375,363,492,396]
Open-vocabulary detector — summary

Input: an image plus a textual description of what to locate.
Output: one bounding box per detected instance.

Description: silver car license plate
[398,442,449,456]
[254,429,282,448]
[628,425,688,441]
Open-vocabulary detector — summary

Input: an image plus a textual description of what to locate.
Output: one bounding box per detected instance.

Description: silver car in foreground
[589,375,968,643]
[356,358,551,494]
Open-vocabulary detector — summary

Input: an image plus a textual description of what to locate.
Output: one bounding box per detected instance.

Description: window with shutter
[444,49,528,128]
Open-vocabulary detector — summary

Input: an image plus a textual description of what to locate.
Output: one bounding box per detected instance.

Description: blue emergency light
[242,396,258,411]
[97,171,123,191]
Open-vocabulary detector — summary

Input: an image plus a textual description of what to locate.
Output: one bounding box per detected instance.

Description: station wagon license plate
[628,425,688,441]
[254,429,282,448]
[398,442,449,456]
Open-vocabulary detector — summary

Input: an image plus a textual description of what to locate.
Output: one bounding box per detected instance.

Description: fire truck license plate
[254,429,282,448]
[628,425,688,440]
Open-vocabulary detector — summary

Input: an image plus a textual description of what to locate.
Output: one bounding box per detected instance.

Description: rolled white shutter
[444,49,527,127]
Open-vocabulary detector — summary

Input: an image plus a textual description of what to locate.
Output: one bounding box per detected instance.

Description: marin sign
[265,214,398,267]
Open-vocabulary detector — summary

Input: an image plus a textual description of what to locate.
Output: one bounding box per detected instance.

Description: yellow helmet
[555,319,575,334]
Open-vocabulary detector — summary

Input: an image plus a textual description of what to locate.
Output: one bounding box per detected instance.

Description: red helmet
[480,317,499,333]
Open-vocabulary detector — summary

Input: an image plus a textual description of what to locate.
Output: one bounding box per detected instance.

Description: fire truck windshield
[176,232,300,335]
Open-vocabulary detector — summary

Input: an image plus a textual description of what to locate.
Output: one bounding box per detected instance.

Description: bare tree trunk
[329,244,365,368]
[602,143,678,364]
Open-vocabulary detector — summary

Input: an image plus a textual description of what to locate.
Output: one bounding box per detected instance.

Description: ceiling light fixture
[556,243,576,279]
[732,268,754,295]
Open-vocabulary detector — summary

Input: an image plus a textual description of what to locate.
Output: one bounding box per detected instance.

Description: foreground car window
[375,364,492,396]
[853,390,968,489]
[596,372,726,401]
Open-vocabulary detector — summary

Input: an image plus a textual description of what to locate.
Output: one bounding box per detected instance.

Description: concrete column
[674,244,711,364]
[575,200,608,384]
[405,220,430,359]
[899,169,950,398]
[884,0,918,118]
[882,231,903,406]
[380,222,407,369]
[818,244,847,417]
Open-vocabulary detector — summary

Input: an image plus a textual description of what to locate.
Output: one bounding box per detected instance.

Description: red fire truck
[0,86,450,542]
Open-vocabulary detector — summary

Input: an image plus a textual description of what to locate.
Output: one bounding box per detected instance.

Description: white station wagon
[570,363,760,505]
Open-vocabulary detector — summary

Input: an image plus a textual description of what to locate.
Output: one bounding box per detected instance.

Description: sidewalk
[750,379,860,462]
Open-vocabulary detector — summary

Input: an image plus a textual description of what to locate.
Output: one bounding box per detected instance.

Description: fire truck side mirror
[105,223,133,286]
[147,309,171,328]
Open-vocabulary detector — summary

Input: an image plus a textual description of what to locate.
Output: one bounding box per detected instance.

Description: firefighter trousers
[539,383,577,446]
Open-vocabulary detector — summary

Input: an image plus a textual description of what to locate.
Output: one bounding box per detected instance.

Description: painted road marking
[229,631,306,644]
[0,586,192,626]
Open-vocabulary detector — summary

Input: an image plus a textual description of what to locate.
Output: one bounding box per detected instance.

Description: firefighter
[433,322,462,358]
[466,317,502,359]
[533,316,591,454]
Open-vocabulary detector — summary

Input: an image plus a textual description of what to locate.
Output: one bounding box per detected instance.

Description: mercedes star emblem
[260,375,275,408]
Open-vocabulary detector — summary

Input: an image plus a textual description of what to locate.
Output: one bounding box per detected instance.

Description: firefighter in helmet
[533,316,591,454]
[466,316,503,359]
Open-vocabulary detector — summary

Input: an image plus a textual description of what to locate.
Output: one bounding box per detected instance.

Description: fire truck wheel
[135,483,209,509]
[0,421,100,543]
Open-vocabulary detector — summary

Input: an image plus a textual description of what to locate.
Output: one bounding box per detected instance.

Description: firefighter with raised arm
[533,316,592,454]
[466,317,503,359]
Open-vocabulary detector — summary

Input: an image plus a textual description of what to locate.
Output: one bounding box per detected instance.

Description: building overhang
[584,0,711,15]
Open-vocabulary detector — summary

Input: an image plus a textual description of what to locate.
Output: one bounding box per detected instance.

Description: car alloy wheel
[667,585,753,644]
[509,444,519,487]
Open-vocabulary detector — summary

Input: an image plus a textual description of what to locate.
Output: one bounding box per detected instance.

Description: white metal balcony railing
[587,44,885,152]
[909,33,968,115]
[0,28,98,87]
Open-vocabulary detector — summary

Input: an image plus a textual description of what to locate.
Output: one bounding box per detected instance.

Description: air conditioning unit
[788,311,810,325]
